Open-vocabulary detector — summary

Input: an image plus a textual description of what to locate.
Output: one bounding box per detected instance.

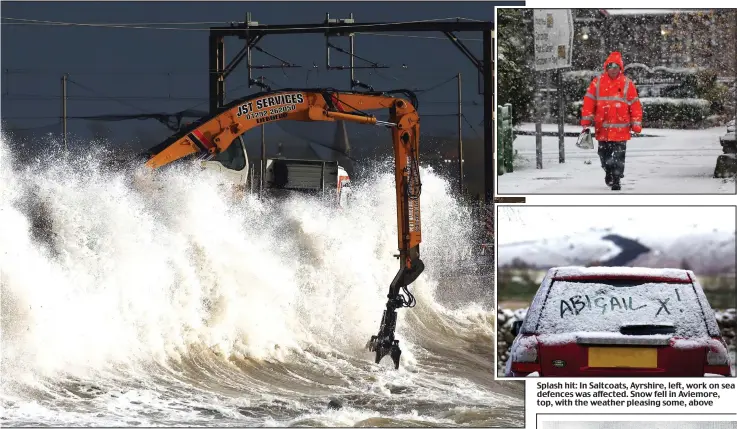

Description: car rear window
[534,279,710,337]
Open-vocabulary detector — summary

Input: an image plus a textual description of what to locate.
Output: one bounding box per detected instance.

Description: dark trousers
[598,141,627,179]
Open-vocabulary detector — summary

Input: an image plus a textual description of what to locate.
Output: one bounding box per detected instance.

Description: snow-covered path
[497,124,735,194]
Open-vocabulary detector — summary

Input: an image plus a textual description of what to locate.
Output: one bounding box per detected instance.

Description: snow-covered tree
[497,9,534,125]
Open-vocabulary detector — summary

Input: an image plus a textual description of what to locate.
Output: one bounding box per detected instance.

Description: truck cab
[264,158,351,208]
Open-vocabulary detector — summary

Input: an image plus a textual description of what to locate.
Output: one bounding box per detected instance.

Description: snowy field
[497,124,735,194]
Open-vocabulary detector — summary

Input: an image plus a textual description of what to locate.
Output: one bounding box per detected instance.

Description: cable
[365,73,461,94]
[3,68,216,76]
[326,42,385,69]
[462,113,482,138]
[1,21,205,31]
[251,46,298,67]
[415,75,458,94]
[2,67,484,77]
[453,17,487,22]
[3,93,485,107]
[67,78,156,114]
[4,68,196,76]
[1,16,488,32]
[1,121,61,131]
[182,81,257,112]
[368,69,419,90]
[399,285,416,308]
[361,32,482,42]
[2,18,233,25]
[3,94,205,101]
[423,100,481,106]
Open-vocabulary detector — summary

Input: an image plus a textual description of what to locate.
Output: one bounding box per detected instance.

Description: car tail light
[704,338,731,376]
[510,335,541,376]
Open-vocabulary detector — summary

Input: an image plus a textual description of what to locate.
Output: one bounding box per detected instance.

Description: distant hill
[498,227,735,275]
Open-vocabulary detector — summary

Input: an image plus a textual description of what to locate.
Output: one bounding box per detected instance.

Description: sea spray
[0,135,520,427]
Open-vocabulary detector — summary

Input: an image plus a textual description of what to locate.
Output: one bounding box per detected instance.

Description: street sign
[533,9,574,71]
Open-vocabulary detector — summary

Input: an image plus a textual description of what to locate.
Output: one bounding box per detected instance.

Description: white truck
[200,136,352,207]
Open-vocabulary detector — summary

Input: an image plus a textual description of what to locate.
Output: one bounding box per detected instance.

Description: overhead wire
[4,67,484,138]
[4,69,479,103]
[2,93,484,106]
[361,32,482,42]
[1,16,489,32]
[2,67,480,77]
[415,75,459,93]
[4,94,205,101]
[66,78,154,114]
[462,113,482,138]
[3,68,207,76]
[2,15,488,104]
[2,18,233,25]
[1,121,61,131]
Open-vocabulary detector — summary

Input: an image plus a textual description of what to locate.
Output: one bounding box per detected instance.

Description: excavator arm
[144,88,424,369]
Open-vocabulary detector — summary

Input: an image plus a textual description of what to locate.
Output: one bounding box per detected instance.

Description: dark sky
[1,1,518,156]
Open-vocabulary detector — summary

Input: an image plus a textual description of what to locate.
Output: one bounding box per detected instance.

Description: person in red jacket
[581,51,643,191]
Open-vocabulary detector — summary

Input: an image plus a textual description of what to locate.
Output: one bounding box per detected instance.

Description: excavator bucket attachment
[366,258,424,369]
[367,334,402,369]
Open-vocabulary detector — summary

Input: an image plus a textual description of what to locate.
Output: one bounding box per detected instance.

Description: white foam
[0,134,514,425]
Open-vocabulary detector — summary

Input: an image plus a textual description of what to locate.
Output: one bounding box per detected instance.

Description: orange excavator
[143,88,424,369]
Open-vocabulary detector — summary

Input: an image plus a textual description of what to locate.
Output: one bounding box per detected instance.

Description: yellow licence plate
[588,347,658,368]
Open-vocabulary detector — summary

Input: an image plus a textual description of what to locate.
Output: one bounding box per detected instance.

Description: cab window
[210,137,246,171]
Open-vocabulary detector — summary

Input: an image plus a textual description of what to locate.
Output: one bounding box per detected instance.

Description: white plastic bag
[576,128,594,149]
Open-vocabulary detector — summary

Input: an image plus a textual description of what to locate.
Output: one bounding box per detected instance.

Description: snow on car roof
[551,266,692,282]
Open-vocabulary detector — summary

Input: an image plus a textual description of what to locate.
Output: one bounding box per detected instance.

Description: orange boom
[143,88,424,369]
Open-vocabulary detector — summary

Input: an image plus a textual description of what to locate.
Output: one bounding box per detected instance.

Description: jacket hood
[603,51,624,72]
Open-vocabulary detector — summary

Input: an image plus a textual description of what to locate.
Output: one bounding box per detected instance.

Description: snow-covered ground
[497,124,735,194]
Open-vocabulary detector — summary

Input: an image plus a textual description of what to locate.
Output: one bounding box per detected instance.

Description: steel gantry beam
[208,17,497,202]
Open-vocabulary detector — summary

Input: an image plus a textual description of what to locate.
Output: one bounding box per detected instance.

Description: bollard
[503,103,514,173]
[496,106,504,175]
[497,104,514,174]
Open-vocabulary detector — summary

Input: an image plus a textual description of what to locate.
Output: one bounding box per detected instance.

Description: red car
[505,266,733,377]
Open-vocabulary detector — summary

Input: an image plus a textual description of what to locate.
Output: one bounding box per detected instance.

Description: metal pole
[544,72,551,122]
[535,86,543,169]
[349,13,355,90]
[208,32,225,115]
[482,29,493,204]
[246,12,253,88]
[62,73,68,153]
[260,77,266,197]
[457,72,464,195]
[325,13,331,69]
[557,70,565,163]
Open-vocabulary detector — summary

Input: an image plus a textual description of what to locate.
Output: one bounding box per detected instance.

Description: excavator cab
[142,88,424,369]
[199,135,250,186]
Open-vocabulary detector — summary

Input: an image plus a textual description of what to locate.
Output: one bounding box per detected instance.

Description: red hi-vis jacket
[580,51,643,142]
